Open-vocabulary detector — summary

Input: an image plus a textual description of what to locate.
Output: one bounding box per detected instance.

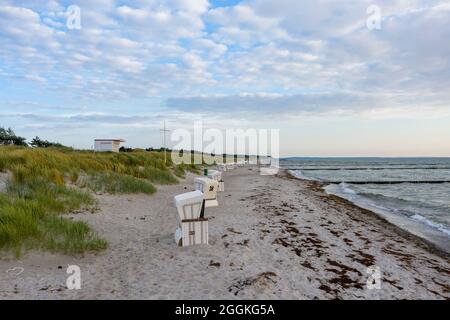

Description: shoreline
[1,166,449,299]
[283,170,450,260]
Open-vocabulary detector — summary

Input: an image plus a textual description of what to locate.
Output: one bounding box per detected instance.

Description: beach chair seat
[207,169,221,181]
[194,177,219,207]
[226,162,236,170]
[218,180,225,192]
[207,170,224,192]
[174,218,209,247]
[174,190,208,247]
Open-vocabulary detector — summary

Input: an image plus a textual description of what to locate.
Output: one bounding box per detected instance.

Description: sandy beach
[0,166,449,299]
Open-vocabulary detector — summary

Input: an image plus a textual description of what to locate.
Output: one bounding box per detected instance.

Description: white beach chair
[218,180,225,192]
[260,166,279,176]
[207,169,221,181]
[226,162,236,170]
[217,164,227,172]
[207,169,224,192]
[194,177,219,207]
[174,190,208,247]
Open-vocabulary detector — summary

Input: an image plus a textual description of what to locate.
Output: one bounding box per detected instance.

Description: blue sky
[0,0,449,156]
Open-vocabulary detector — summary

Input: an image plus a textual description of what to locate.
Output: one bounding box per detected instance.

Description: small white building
[94,139,125,152]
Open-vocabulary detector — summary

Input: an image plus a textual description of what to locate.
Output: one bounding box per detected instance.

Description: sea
[281,157,450,252]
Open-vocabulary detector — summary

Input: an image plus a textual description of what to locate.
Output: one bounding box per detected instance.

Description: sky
[0,0,449,156]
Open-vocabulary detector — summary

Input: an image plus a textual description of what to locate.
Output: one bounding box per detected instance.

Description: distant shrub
[0,127,27,146]
[30,136,70,149]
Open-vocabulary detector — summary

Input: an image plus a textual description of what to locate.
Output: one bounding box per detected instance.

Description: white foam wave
[339,182,356,195]
[288,170,317,181]
[411,214,450,237]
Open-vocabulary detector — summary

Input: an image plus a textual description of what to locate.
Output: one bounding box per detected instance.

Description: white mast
[160,120,170,164]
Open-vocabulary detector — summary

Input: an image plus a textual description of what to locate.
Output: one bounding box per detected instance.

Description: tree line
[0,126,67,148]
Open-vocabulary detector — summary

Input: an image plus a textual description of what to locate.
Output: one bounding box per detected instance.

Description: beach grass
[0,146,201,256]
[174,164,187,178]
[0,190,106,257]
[79,172,157,194]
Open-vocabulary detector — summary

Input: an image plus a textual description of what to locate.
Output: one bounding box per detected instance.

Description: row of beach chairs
[173,161,249,247]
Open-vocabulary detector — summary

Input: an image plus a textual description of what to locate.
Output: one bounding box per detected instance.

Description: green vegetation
[0,146,200,256]
[30,136,70,149]
[79,172,157,194]
[174,164,187,178]
[173,163,201,178]
[0,127,27,146]
[0,182,105,257]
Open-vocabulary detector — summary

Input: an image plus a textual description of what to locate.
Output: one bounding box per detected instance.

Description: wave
[411,214,450,237]
[332,182,449,213]
[283,167,450,171]
[356,191,449,212]
[339,182,357,195]
[325,180,450,184]
[324,182,450,239]
[288,170,317,181]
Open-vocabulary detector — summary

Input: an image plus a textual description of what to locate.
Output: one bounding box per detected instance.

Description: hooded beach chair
[194,177,219,207]
[217,164,227,172]
[207,169,224,191]
[174,190,208,247]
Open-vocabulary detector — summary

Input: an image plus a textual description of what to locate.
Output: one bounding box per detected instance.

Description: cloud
[166,89,450,120]
[191,38,227,58]
[0,0,449,147]
[1,0,448,100]
[0,112,169,133]
[166,92,380,116]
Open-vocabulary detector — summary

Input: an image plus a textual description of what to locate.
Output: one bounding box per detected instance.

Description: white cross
[160,120,170,164]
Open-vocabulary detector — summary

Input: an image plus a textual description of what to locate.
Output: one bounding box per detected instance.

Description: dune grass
[0,146,201,256]
[0,189,106,257]
[79,172,157,194]
[174,164,187,178]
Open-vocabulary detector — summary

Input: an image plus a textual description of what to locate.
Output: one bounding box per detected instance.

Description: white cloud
[24,74,46,82]
[117,5,149,21]
[0,0,449,143]
[192,38,227,58]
